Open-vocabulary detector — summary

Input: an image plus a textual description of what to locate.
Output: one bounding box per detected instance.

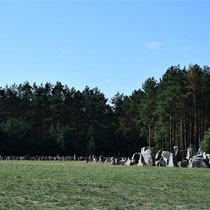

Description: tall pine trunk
[169,115,172,152]
[148,124,151,147]
[193,90,198,148]
[180,115,184,150]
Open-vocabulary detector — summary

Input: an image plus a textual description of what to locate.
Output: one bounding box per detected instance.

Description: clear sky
[0,0,210,100]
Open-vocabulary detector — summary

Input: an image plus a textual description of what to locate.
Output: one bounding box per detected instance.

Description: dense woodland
[0,64,209,156]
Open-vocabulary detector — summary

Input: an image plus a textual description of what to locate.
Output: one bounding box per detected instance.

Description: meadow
[0,161,209,209]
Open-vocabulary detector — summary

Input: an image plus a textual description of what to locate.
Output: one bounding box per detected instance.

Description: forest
[0,64,209,156]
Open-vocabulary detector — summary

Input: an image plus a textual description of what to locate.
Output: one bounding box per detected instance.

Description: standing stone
[167,153,174,167]
[119,158,126,165]
[111,158,119,165]
[162,151,170,164]
[131,152,140,165]
[141,147,146,153]
[155,150,166,167]
[138,153,146,166]
[173,146,179,156]
[124,158,131,166]
[203,152,207,159]
[98,155,103,162]
[141,148,153,166]
[88,154,92,162]
[155,150,162,160]
[173,146,180,165]
[197,147,204,157]
[186,148,193,160]
[206,154,210,164]
[110,157,114,162]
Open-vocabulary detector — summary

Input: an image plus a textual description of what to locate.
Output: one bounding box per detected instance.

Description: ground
[0,161,209,209]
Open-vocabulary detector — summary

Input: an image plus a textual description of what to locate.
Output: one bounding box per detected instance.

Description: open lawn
[0,161,209,209]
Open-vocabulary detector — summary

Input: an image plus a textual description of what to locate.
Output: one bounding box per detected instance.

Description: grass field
[0,161,210,210]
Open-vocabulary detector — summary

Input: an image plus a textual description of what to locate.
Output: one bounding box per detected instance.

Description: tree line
[0,64,209,156]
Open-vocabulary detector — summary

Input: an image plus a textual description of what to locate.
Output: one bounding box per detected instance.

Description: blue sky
[0,0,210,100]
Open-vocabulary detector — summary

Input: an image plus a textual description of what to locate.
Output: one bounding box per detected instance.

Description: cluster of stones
[0,155,84,161]
[121,146,210,168]
[0,147,209,168]
[0,154,113,162]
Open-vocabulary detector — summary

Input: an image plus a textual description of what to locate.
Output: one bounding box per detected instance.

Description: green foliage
[49,123,75,154]
[0,118,32,155]
[0,64,209,156]
[87,137,97,154]
[145,146,156,154]
[140,77,157,147]
[0,117,30,139]
[201,129,210,153]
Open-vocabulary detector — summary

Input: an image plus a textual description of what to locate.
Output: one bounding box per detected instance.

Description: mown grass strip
[0,161,209,209]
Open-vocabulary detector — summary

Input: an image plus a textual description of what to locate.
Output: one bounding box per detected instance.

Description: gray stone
[141,148,153,166]
[155,150,162,160]
[155,157,167,167]
[203,152,207,159]
[186,148,193,160]
[162,151,170,164]
[131,152,140,165]
[155,150,166,167]
[206,154,210,164]
[124,158,132,166]
[119,158,126,165]
[173,145,181,164]
[173,146,179,156]
[98,155,104,163]
[111,158,119,165]
[141,147,146,154]
[167,153,174,167]
[189,156,209,168]
[138,153,146,166]
[197,147,204,157]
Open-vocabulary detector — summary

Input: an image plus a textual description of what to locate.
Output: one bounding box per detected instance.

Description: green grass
[0,161,209,210]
